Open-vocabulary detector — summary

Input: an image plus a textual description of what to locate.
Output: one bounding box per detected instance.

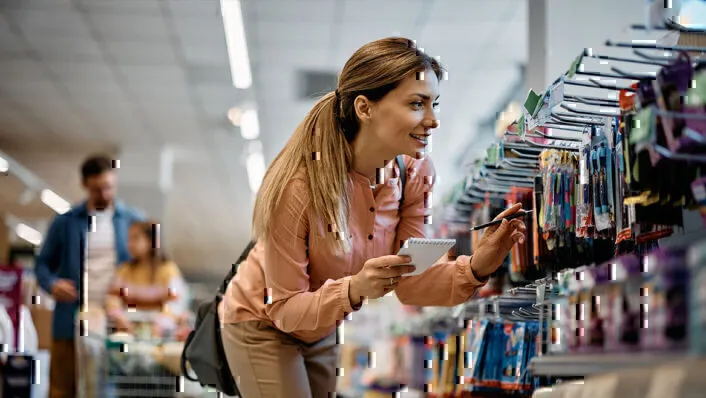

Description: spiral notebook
[397,238,456,276]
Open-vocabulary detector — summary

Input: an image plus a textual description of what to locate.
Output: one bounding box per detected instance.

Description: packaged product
[611,254,643,351]
[549,271,571,354]
[567,273,582,352]
[577,266,597,352]
[499,321,526,391]
[588,263,612,351]
[642,247,689,351]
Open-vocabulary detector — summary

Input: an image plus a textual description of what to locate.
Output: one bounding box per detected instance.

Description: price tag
[604,117,614,149]
[547,78,565,109]
[580,159,589,185]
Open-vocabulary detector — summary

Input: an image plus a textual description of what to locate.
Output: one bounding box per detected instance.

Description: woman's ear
[353,95,373,124]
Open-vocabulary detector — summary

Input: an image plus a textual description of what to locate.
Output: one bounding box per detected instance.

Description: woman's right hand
[349,255,416,305]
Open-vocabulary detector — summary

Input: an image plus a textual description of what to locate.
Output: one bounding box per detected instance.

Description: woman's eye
[432,102,440,109]
[411,101,424,109]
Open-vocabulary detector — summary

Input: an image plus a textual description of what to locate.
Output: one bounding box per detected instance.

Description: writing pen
[470,210,534,231]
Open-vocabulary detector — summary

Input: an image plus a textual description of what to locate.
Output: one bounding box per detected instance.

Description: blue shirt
[34,200,145,340]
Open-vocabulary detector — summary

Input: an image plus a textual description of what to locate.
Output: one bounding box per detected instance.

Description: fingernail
[519,237,525,244]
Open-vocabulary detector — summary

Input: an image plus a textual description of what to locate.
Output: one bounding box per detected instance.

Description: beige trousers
[221,321,339,398]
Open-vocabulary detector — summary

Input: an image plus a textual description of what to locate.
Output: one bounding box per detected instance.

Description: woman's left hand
[470,203,528,279]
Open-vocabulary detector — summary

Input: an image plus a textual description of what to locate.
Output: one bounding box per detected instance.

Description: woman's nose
[424,117,439,129]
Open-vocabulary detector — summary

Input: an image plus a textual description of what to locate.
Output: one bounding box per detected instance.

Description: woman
[106,220,184,338]
[219,37,526,398]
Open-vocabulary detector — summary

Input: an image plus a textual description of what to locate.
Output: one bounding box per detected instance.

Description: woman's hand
[470,203,528,279]
[349,255,416,305]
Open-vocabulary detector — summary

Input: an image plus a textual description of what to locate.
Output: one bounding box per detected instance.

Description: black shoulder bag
[180,240,255,396]
[180,156,407,396]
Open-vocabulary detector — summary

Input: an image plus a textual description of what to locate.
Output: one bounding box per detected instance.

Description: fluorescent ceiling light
[228,107,243,126]
[16,223,42,246]
[246,146,266,193]
[0,156,8,173]
[221,0,252,89]
[241,109,260,140]
[41,189,71,214]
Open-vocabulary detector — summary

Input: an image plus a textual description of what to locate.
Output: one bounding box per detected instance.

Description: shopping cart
[77,309,182,398]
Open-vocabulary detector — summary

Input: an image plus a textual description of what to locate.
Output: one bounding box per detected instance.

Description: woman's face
[363,68,440,158]
[128,225,150,260]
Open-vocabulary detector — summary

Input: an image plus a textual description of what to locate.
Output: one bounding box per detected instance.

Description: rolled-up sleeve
[393,157,487,307]
[263,177,357,333]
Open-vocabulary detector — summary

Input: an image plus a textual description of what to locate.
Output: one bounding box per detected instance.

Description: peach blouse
[220,156,487,343]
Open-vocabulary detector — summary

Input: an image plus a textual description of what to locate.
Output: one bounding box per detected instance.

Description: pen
[470,210,534,231]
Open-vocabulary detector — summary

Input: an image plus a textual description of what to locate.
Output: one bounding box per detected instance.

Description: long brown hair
[130,220,169,282]
[252,37,443,254]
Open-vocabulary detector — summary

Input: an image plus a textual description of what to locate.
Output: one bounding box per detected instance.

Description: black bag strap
[217,240,257,298]
[180,330,199,382]
[396,155,407,207]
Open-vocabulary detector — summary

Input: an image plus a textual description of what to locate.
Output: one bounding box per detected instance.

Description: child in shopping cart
[105,220,185,339]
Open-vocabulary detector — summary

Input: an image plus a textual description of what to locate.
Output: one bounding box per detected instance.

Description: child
[106,220,184,338]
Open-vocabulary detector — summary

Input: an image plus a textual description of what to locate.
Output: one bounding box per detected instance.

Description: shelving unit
[529,352,691,377]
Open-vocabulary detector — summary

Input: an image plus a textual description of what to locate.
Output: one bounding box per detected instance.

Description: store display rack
[528,352,690,377]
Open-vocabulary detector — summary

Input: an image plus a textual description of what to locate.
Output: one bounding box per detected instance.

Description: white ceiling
[0,0,528,283]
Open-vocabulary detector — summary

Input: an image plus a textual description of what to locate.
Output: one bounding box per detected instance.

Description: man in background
[34,155,145,398]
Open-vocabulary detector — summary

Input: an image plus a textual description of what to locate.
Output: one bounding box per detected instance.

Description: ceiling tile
[47,61,118,84]
[9,8,91,38]
[257,46,330,67]
[104,40,179,66]
[79,0,162,15]
[17,0,74,10]
[181,43,230,67]
[25,33,103,60]
[426,0,517,23]
[342,0,426,22]
[88,13,171,42]
[0,16,24,53]
[119,64,187,86]
[172,18,229,65]
[195,85,240,112]
[256,20,331,47]
[129,85,192,107]
[420,21,500,46]
[0,59,45,82]
[167,0,220,18]
[253,0,337,22]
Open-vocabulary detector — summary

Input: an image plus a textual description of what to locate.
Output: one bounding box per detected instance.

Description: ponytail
[253,91,353,254]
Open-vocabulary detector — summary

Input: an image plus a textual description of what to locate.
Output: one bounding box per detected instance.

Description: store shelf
[529,352,689,377]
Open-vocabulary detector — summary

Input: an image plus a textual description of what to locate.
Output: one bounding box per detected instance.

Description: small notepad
[397,238,456,276]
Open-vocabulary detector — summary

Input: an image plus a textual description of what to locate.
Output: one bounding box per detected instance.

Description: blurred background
[0,1,705,397]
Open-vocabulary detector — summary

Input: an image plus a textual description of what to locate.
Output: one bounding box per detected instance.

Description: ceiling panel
[129,85,193,108]
[426,0,517,23]
[253,0,337,22]
[88,13,171,42]
[25,33,104,60]
[1,81,63,104]
[166,0,220,18]
[256,20,332,47]
[119,64,187,86]
[65,81,125,103]
[104,40,179,66]
[0,16,23,53]
[9,8,91,38]
[47,61,118,84]
[79,0,163,15]
[194,85,240,115]
[341,0,427,22]
[17,0,74,10]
